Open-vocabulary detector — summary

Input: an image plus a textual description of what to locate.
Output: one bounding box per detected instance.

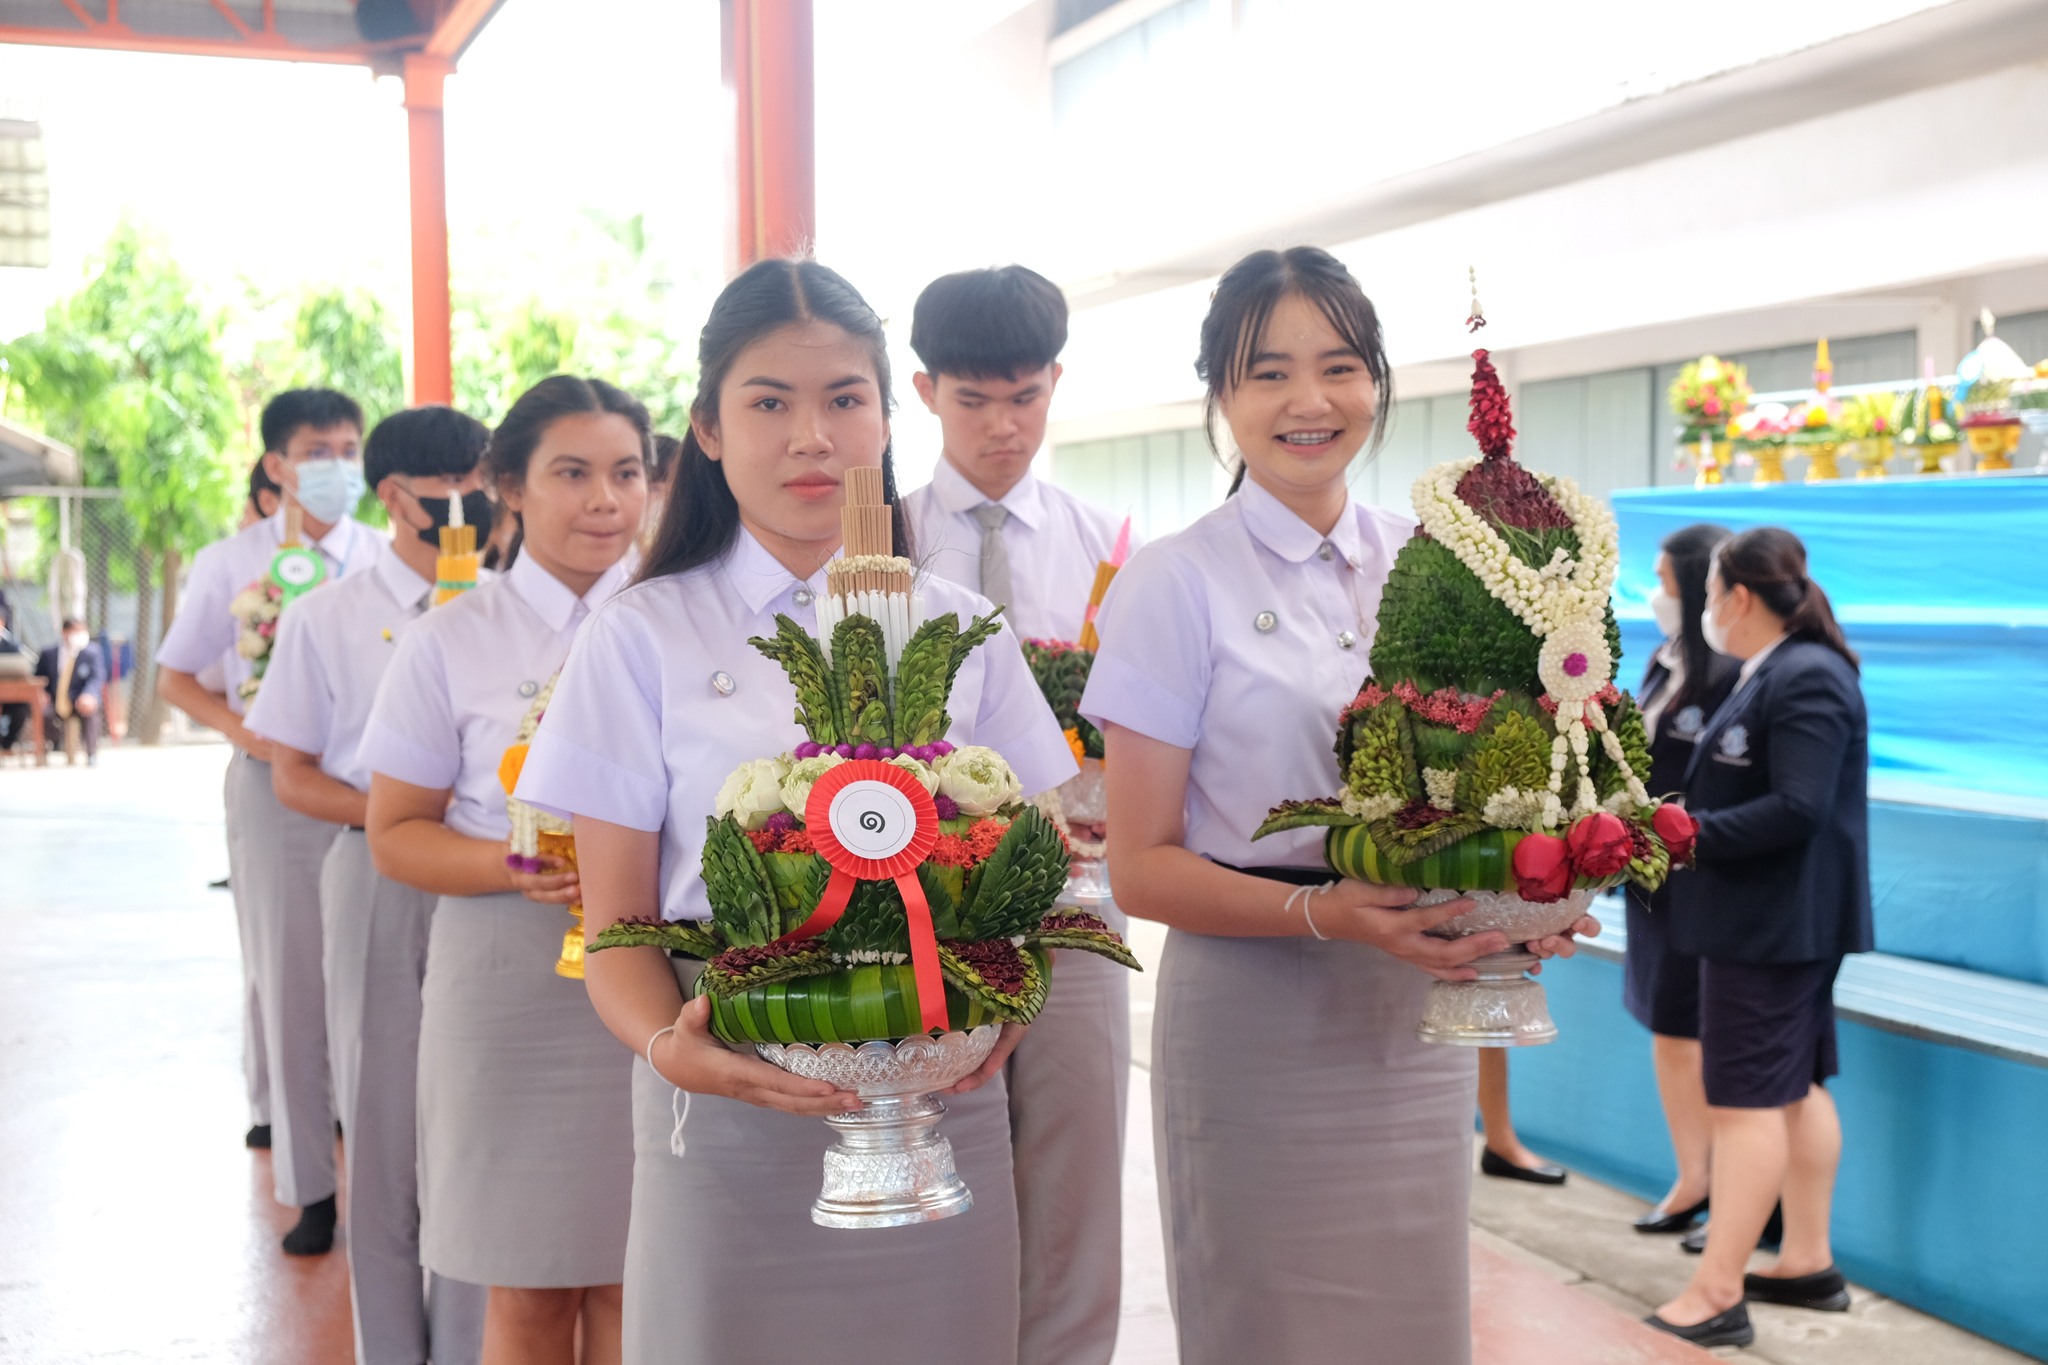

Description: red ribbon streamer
[780,760,948,1034]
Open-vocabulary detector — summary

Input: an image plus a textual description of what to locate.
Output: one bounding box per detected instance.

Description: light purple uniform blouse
[1080,478,1413,870]
[513,529,1077,923]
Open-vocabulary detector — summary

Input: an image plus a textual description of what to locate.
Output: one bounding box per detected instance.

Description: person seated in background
[641,432,681,549]
[37,617,107,765]
[0,592,31,753]
[243,456,284,529]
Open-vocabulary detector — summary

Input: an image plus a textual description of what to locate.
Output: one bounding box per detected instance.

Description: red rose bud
[1567,812,1633,878]
[1652,803,1699,865]
[1512,832,1573,903]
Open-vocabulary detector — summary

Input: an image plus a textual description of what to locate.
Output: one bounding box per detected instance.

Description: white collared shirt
[900,457,1137,643]
[359,551,632,841]
[1737,632,1789,690]
[513,528,1078,923]
[246,543,445,792]
[157,509,377,714]
[1081,479,1413,869]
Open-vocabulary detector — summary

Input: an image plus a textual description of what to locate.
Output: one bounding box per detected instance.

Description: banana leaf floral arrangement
[1021,638,1104,763]
[590,467,1136,1044]
[1254,344,1698,902]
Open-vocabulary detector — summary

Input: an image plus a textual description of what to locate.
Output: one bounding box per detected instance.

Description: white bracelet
[643,1024,690,1159]
[1285,883,1333,941]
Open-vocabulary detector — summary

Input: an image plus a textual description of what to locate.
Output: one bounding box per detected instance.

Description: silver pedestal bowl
[1412,886,1595,1047]
[756,1024,1002,1228]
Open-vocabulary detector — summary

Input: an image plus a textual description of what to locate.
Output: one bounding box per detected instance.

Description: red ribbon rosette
[782,760,949,1034]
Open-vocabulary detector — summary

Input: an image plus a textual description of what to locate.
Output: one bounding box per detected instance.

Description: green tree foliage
[2,220,239,742]
[292,287,407,430]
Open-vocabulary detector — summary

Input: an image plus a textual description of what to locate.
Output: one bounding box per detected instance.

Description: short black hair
[909,265,1068,381]
[364,405,491,488]
[62,616,85,632]
[260,387,364,454]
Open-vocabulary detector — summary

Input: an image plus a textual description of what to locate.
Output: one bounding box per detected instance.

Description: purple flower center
[1564,652,1589,678]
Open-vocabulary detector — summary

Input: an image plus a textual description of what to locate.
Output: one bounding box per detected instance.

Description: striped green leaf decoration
[1325,824,1522,891]
[706,964,1000,1045]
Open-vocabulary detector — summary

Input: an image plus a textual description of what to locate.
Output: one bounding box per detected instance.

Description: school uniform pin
[1254,611,1278,633]
[518,680,540,699]
[711,671,736,696]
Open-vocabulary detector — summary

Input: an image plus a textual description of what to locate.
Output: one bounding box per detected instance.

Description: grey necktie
[972,503,1012,610]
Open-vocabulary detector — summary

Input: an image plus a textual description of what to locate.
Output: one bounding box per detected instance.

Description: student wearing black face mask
[245,404,493,1362]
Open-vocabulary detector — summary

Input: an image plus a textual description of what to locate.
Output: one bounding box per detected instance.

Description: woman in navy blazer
[1624,523,1737,1239]
[1648,527,1873,1349]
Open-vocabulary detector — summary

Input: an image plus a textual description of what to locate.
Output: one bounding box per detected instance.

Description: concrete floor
[0,743,2029,1363]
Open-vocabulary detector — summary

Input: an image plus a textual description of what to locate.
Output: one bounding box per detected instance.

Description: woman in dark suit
[1626,523,1737,1238]
[1647,527,1873,1348]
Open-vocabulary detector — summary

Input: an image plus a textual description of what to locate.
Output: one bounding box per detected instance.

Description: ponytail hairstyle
[485,375,653,569]
[1712,525,1859,673]
[1195,246,1392,495]
[1660,521,1734,708]
[640,258,911,582]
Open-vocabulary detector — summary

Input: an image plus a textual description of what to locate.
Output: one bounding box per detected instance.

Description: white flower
[885,754,939,794]
[235,628,269,661]
[1423,767,1459,810]
[715,756,791,830]
[1538,620,1614,704]
[776,753,844,818]
[933,745,1022,816]
[1341,790,1405,820]
[1483,786,1548,831]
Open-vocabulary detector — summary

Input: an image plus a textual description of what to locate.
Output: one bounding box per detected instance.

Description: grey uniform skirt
[417,890,635,1288]
[621,958,1021,1365]
[1153,929,1477,1365]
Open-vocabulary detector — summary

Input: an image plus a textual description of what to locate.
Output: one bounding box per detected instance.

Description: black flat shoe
[1480,1147,1568,1185]
[1634,1195,1709,1234]
[245,1124,272,1150]
[1645,1304,1754,1348]
[1746,1266,1851,1312]
[1683,1204,1782,1254]
[282,1195,338,1256]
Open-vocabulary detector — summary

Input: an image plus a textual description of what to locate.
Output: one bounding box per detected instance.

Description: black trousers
[44,707,100,758]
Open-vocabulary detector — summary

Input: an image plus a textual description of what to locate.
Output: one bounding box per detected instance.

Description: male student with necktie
[156,388,375,1254]
[245,406,494,1365]
[899,265,1136,1365]
[37,618,107,764]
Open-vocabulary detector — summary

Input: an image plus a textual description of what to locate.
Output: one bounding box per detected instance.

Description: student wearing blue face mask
[159,387,375,1256]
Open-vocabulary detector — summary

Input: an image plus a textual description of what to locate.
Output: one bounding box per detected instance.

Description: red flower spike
[1455,349,1573,531]
[966,819,1009,862]
[1652,803,1699,866]
[746,829,780,855]
[1567,812,1633,878]
[1512,832,1573,903]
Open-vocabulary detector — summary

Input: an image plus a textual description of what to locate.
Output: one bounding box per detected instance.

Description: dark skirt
[1699,957,1842,1109]
[1623,887,1701,1039]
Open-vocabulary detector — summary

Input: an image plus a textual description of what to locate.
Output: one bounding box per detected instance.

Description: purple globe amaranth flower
[764,811,796,835]
[835,743,856,758]
[794,741,820,759]
[1564,652,1589,678]
[854,743,879,760]
[934,794,961,821]
[880,747,899,760]
[929,740,955,757]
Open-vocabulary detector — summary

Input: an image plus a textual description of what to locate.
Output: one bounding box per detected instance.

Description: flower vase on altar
[1255,342,1694,1047]
[1752,447,1788,484]
[589,467,1138,1227]
[1966,422,2020,472]
[1804,442,1842,482]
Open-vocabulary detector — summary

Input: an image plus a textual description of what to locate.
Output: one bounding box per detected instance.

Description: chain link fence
[0,486,190,747]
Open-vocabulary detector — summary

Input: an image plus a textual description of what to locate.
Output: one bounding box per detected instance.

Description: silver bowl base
[1415,948,1559,1048]
[813,1094,973,1228]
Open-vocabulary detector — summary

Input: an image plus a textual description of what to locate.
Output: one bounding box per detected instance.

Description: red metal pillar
[723,0,815,272]
[403,52,455,404]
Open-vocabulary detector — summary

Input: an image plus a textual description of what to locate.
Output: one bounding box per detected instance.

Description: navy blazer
[37,640,108,709]
[1668,638,1875,965]
[1628,647,1739,920]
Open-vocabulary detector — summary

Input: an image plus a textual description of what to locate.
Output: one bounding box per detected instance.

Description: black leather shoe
[1645,1304,1754,1348]
[244,1124,272,1150]
[1746,1266,1851,1312]
[1683,1204,1782,1254]
[1634,1195,1709,1234]
[1480,1147,1568,1185]
[282,1195,338,1256]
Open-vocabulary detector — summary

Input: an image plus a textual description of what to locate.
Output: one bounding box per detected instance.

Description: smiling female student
[511,259,1075,1364]
[1080,247,1592,1364]
[361,376,650,1365]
